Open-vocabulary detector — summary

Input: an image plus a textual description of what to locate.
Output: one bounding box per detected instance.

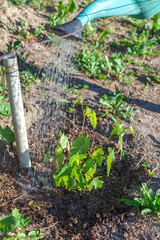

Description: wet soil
[0,1,160,239]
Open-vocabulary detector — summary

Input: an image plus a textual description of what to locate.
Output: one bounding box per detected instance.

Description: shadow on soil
[70,74,160,114]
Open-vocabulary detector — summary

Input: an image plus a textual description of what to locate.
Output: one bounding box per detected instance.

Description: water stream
[26,38,77,189]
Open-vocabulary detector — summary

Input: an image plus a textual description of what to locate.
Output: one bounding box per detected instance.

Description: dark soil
[0,1,160,239]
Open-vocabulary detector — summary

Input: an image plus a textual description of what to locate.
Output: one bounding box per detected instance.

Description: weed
[33,25,44,38]
[105,52,126,77]
[119,183,160,218]
[99,86,137,122]
[142,162,157,177]
[151,13,160,35]
[0,208,44,239]
[139,63,160,83]
[0,70,15,143]
[5,40,29,66]
[62,83,89,96]
[83,21,98,39]
[49,0,78,27]
[20,70,39,91]
[142,161,151,168]
[120,28,159,59]
[6,19,44,43]
[75,45,107,79]
[75,45,126,79]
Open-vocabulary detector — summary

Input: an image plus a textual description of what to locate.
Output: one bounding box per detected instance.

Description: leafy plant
[142,162,157,177]
[82,21,98,39]
[0,74,15,143]
[49,0,78,27]
[99,85,137,122]
[119,183,160,218]
[75,45,107,79]
[5,40,29,65]
[151,13,160,35]
[105,52,126,77]
[75,45,126,79]
[139,63,160,83]
[0,126,15,143]
[0,208,44,239]
[53,93,134,191]
[20,70,39,91]
[120,28,159,59]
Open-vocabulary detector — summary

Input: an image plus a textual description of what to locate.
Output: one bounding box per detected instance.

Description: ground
[0,0,160,239]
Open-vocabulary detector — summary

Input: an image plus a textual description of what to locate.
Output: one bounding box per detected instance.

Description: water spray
[3,55,31,168]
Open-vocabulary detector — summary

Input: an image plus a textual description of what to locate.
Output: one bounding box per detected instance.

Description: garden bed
[0,0,160,239]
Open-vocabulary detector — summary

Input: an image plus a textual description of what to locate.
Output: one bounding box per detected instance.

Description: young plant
[5,40,29,64]
[53,95,134,191]
[99,85,137,122]
[142,162,157,177]
[20,70,39,91]
[119,183,160,218]
[75,46,126,79]
[75,45,107,80]
[0,208,44,239]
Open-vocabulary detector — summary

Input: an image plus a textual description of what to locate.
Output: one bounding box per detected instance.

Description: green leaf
[83,159,94,173]
[20,217,31,227]
[59,132,70,151]
[111,122,123,136]
[85,106,91,117]
[85,165,96,182]
[72,165,85,189]
[129,126,135,134]
[17,232,27,239]
[0,215,18,234]
[90,111,97,129]
[0,103,11,116]
[123,199,142,207]
[57,98,69,103]
[118,135,123,156]
[74,97,80,105]
[28,230,40,238]
[64,0,78,19]
[141,208,152,215]
[67,176,76,191]
[12,208,21,219]
[0,96,5,103]
[156,189,160,197]
[57,163,72,177]
[92,148,104,165]
[87,177,103,191]
[69,135,90,165]
[107,151,114,177]
[56,147,64,168]
[98,30,108,42]
[54,175,69,187]
[0,126,15,143]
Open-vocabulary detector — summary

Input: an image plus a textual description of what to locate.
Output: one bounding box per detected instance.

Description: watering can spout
[53,18,83,40]
[52,0,160,40]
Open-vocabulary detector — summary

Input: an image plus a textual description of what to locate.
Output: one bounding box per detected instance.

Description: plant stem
[81,97,85,135]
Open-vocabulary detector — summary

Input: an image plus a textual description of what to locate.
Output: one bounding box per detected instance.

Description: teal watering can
[53,0,160,40]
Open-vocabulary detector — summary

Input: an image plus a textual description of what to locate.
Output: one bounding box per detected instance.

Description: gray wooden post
[3,55,31,168]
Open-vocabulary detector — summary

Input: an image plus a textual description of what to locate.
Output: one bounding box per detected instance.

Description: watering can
[53,0,160,40]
